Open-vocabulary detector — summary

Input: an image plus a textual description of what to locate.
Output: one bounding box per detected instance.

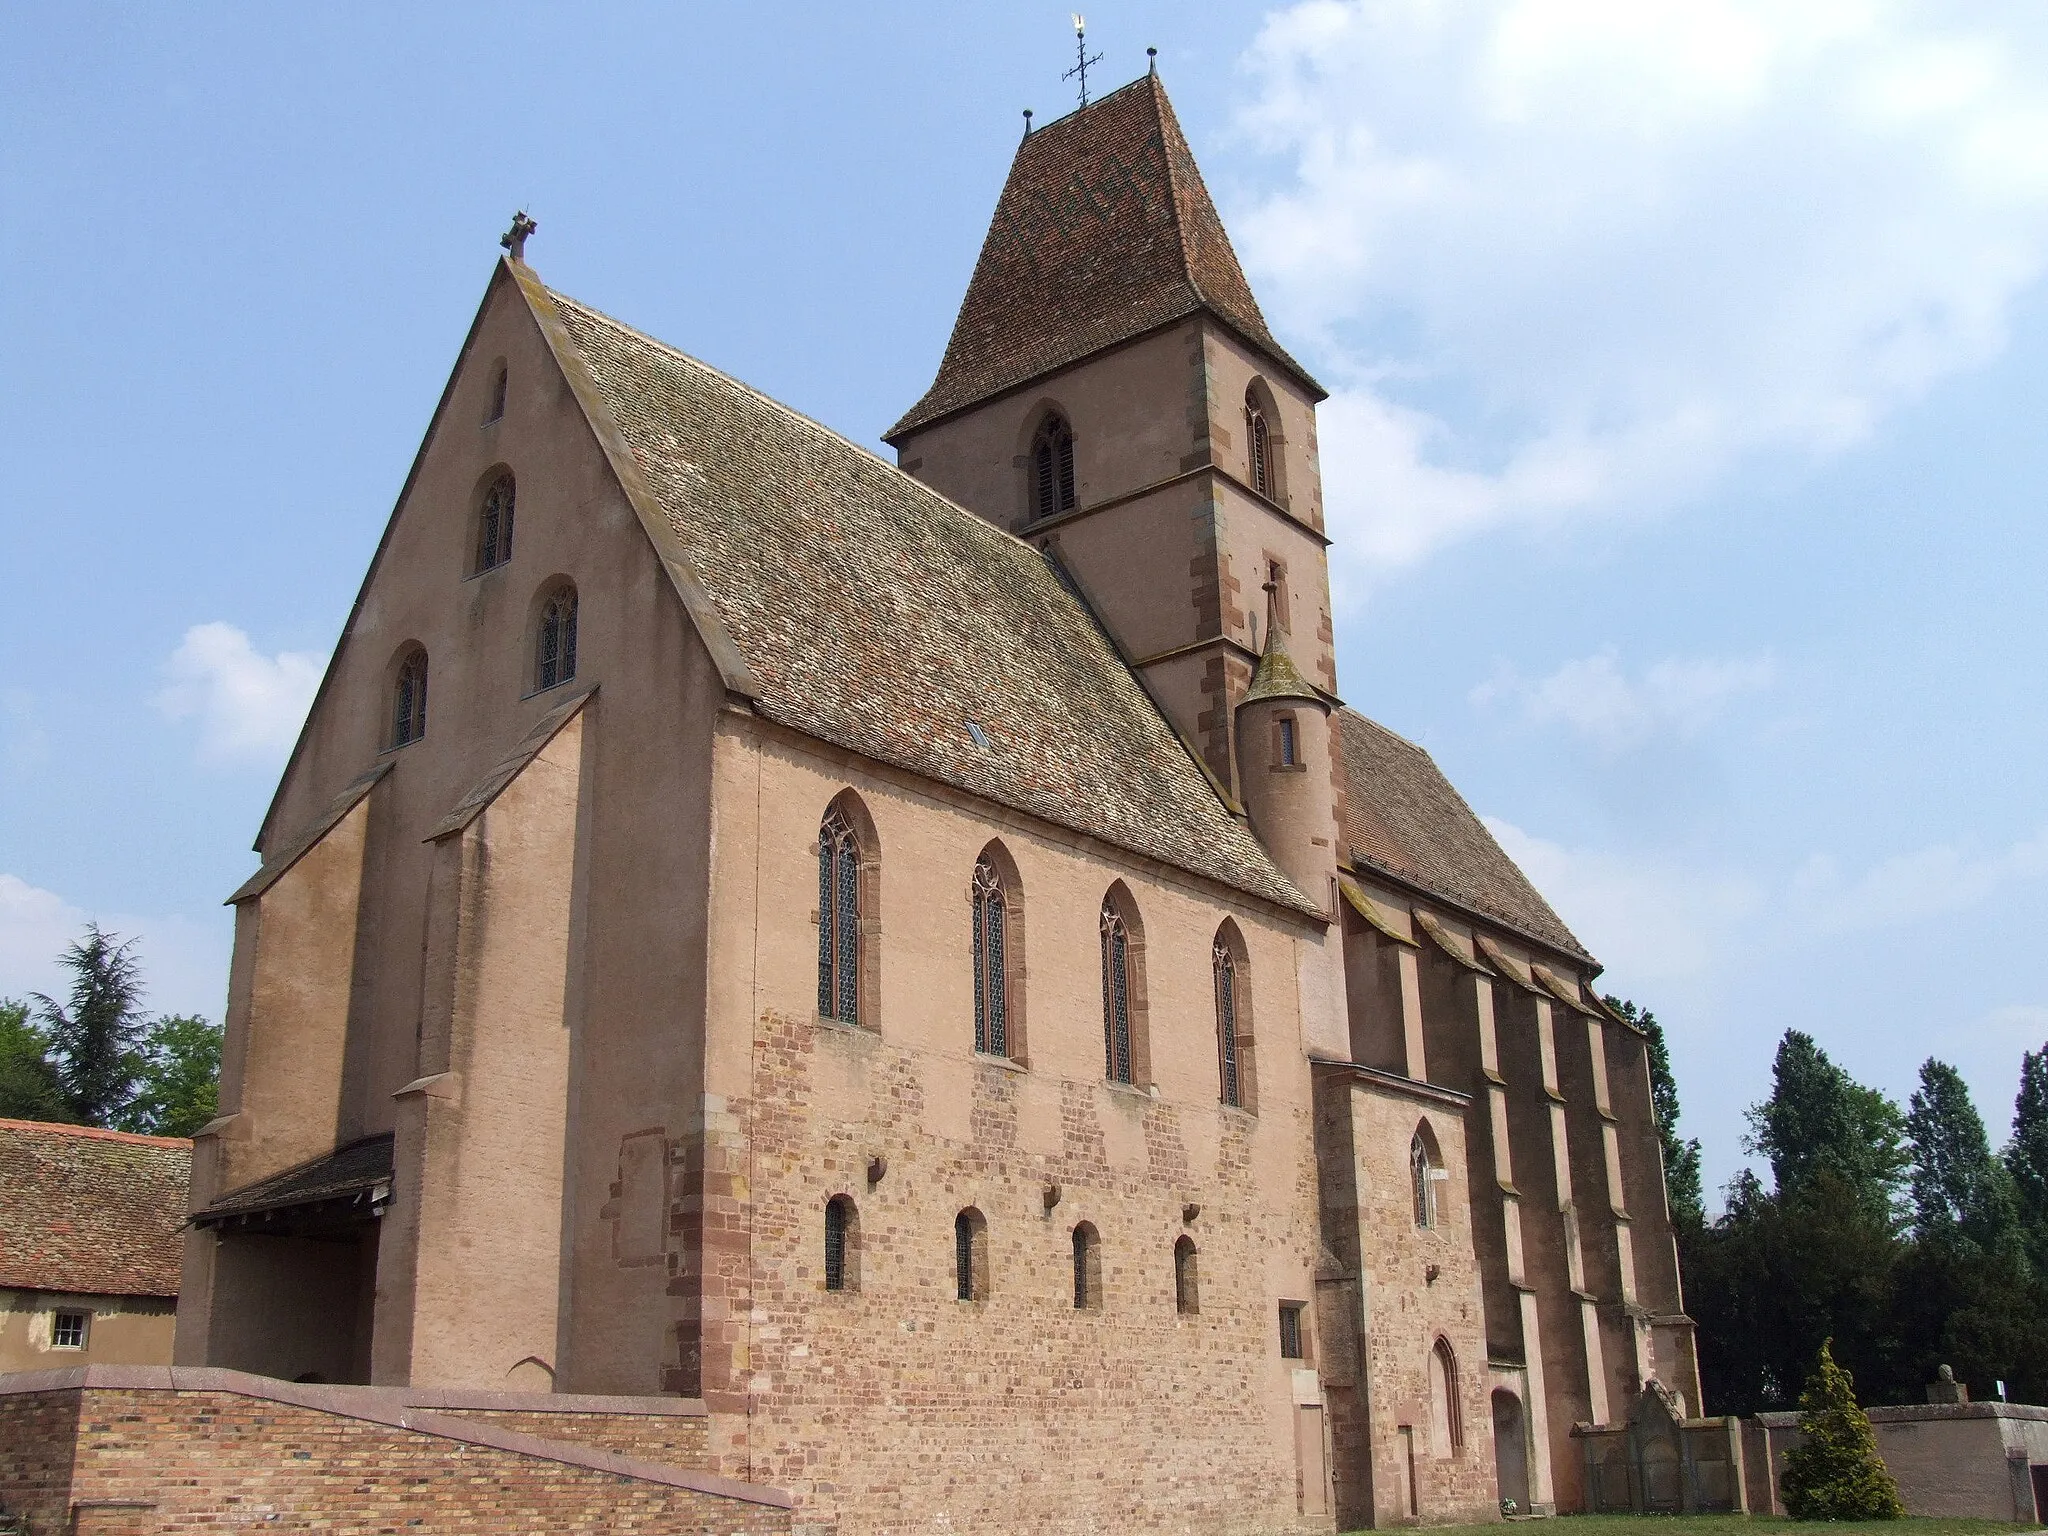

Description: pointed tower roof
[1242,596,1325,709]
[887,74,1322,442]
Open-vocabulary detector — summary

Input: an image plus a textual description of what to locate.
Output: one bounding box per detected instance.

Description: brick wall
[450,1406,709,1465]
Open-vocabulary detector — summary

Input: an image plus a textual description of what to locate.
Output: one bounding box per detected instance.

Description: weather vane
[1063,14,1103,109]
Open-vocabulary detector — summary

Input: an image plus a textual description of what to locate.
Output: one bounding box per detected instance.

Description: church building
[176,71,1699,1534]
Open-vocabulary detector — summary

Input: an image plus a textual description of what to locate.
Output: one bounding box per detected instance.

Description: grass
[1344,1519,2039,1536]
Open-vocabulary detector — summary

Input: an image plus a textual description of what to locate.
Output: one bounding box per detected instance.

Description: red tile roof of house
[887,74,1321,442]
[0,1118,192,1298]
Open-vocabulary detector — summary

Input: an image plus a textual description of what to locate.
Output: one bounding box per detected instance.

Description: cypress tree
[1780,1339,1905,1521]
[1906,1058,2016,1248]
[2010,1044,2048,1267]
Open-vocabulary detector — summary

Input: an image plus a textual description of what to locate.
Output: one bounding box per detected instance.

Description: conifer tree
[1607,996,1703,1231]
[0,998,74,1123]
[2010,1044,2048,1267]
[1747,1030,1906,1216]
[30,924,146,1128]
[1780,1339,1905,1521]
[1905,1058,2016,1248]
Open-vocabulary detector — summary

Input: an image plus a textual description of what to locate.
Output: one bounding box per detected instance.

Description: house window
[536,583,578,691]
[1247,388,1272,498]
[1213,936,1243,1108]
[391,649,428,748]
[486,365,508,424]
[817,807,862,1024]
[1277,715,1298,767]
[1032,413,1076,519]
[1071,1222,1101,1311]
[1412,1128,1440,1229]
[1100,897,1132,1084]
[1278,1302,1305,1360]
[971,855,1008,1057]
[1430,1337,1463,1457]
[1174,1236,1199,1316]
[51,1310,88,1349]
[954,1208,988,1301]
[475,472,516,572]
[824,1195,858,1293]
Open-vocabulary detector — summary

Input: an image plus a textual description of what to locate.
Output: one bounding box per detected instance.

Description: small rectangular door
[1296,1404,1330,1516]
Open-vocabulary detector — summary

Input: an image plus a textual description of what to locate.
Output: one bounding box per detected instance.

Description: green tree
[1746,1029,1906,1216]
[1779,1339,1905,1520]
[0,997,75,1123]
[30,923,147,1127]
[2009,1043,2048,1269]
[1905,1058,2016,1247]
[1606,995,1703,1232]
[117,1013,222,1138]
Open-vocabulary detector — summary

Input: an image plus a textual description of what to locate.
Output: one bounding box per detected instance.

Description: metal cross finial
[499,210,537,263]
[1063,14,1103,108]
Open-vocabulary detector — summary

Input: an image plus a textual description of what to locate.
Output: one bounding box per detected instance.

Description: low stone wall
[0,1365,795,1536]
[1747,1402,2048,1523]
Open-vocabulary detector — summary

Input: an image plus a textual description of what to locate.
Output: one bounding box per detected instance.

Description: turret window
[1032,414,1076,519]
[1277,715,1298,767]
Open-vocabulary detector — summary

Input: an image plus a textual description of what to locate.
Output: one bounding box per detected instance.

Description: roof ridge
[0,1117,194,1149]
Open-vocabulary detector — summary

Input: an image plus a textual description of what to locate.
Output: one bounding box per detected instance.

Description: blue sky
[6,2,2047,1201]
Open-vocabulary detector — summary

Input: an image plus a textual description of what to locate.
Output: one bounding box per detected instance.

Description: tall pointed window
[536,584,578,691]
[475,472,516,573]
[1247,388,1272,498]
[1032,413,1077,520]
[1430,1337,1464,1456]
[1214,936,1243,1108]
[971,855,1008,1057]
[1174,1236,1199,1316]
[1100,897,1132,1084]
[391,649,428,748]
[818,808,861,1024]
[1412,1127,1440,1229]
[486,365,508,424]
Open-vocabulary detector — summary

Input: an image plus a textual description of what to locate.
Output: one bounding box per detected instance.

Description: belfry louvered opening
[1031,413,1076,520]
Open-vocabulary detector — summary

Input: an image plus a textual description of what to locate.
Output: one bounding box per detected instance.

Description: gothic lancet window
[391,649,428,748]
[1100,897,1132,1084]
[1247,388,1272,499]
[1412,1128,1440,1229]
[1032,413,1076,520]
[476,472,516,573]
[971,855,1008,1056]
[536,584,578,691]
[1214,936,1243,1108]
[817,808,861,1025]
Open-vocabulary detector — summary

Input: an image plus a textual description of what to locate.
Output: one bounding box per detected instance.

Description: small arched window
[391,649,428,748]
[486,365,508,424]
[1412,1127,1440,1229]
[971,855,1008,1057]
[1071,1222,1101,1311]
[1430,1336,1464,1457]
[954,1207,988,1302]
[1032,413,1077,519]
[476,472,516,573]
[1100,897,1133,1085]
[536,584,578,691]
[1246,387,1272,499]
[824,1195,858,1293]
[1213,935,1244,1108]
[1174,1235,1199,1316]
[817,807,862,1025]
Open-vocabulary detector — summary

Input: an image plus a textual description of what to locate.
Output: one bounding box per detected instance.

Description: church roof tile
[0,1119,191,1298]
[886,75,1320,442]
[538,285,1316,917]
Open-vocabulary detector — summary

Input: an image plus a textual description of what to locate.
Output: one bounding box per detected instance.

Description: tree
[1779,1339,1905,1520]
[1606,995,1703,1233]
[0,997,75,1123]
[1905,1058,2015,1248]
[30,923,147,1127]
[2009,1044,2048,1269]
[1746,1030,1906,1217]
[117,1013,222,1138]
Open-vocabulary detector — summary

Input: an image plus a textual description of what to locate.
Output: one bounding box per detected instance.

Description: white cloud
[0,873,230,1022]
[1233,0,2048,586]
[1472,647,1774,750]
[154,622,325,766]
[1483,815,1762,981]
[1789,827,2048,935]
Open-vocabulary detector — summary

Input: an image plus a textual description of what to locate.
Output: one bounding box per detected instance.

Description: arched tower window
[535,583,578,691]
[1100,896,1132,1084]
[1246,387,1272,499]
[1071,1222,1101,1310]
[1174,1235,1199,1315]
[1430,1337,1464,1457]
[391,648,428,748]
[817,806,862,1025]
[1412,1125,1441,1229]
[1032,413,1076,519]
[971,854,1008,1057]
[475,471,516,573]
[824,1195,859,1293]
[1213,935,1243,1108]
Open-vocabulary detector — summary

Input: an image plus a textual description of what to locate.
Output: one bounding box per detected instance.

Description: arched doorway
[1492,1389,1530,1513]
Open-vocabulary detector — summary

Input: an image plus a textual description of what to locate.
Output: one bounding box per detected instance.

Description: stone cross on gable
[500,211,538,263]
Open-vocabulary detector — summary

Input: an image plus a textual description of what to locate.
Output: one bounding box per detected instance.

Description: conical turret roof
[887,74,1321,441]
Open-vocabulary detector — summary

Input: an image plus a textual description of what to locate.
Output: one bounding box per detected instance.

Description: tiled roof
[195,1134,393,1224]
[0,1119,191,1298]
[537,286,1315,916]
[887,74,1320,441]
[1335,710,1593,963]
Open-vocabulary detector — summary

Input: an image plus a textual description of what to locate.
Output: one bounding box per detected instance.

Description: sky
[6,1,2048,1202]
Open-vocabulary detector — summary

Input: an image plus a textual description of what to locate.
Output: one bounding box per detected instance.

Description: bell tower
[886,73,1340,821]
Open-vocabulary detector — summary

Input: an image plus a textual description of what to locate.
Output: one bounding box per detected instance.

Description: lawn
[1344,1519,2039,1536]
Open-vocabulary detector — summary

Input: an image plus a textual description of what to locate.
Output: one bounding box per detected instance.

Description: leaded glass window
[476,473,516,572]
[1101,898,1131,1084]
[1033,415,1076,519]
[972,856,1007,1056]
[817,808,860,1024]
[824,1197,851,1292]
[1412,1131,1438,1229]
[392,651,428,747]
[955,1210,979,1301]
[1214,937,1242,1108]
[537,585,578,691]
